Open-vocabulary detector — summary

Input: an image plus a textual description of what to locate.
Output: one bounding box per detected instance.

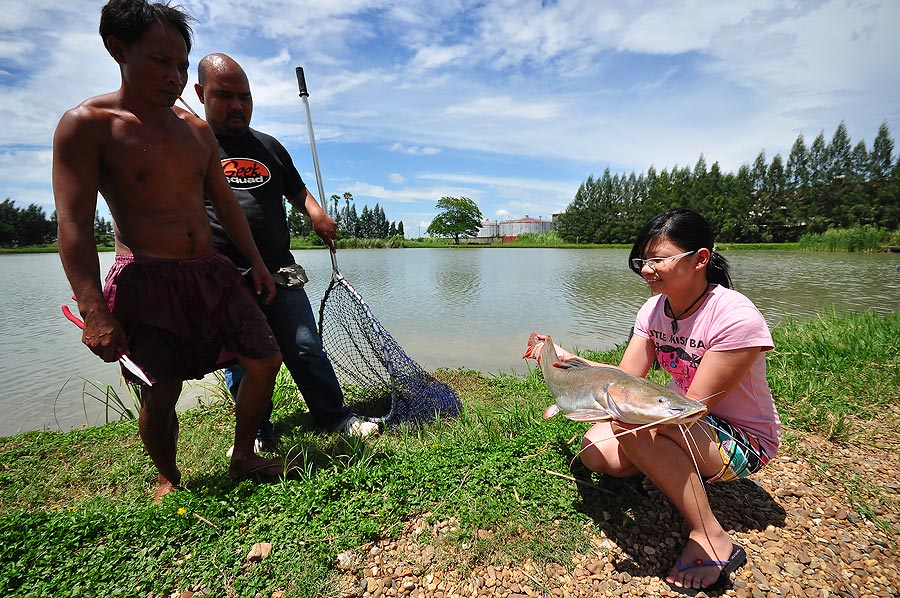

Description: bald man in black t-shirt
[195,53,378,445]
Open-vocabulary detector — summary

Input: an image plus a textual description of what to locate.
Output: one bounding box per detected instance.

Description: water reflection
[430,249,484,309]
[555,250,648,349]
[731,251,900,323]
[2,248,898,436]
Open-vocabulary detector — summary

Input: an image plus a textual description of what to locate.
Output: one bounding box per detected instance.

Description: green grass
[715,242,802,251]
[797,225,900,252]
[5,232,900,254]
[0,244,116,254]
[767,309,900,438]
[0,244,60,254]
[1,311,898,596]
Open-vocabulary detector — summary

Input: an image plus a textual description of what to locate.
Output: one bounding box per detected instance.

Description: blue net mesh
[317,273,461,426]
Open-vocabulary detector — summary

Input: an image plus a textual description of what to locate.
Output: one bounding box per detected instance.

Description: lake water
[1,248,898,437]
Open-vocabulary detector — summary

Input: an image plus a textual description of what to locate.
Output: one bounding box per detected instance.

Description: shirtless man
[52,0,284,502]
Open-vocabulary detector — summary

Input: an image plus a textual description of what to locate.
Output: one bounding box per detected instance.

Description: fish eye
[656,397,667,404]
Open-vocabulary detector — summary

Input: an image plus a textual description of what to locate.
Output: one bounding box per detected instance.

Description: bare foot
[153,474,180,504]
[666,531,736,590]
[229,453,285,480]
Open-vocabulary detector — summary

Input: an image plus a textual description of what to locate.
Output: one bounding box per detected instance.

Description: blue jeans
[226,283,350,435]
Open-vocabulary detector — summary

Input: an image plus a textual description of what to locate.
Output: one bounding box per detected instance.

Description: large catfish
[522,332,707,425]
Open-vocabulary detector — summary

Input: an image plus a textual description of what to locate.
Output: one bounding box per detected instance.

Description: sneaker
[339,415,380,438]
[226,437,265,457]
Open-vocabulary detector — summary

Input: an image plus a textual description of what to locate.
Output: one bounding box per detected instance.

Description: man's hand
[82,309,128,362]
[312,218,337,253]
[250,264,277,304]
[301,189,338,253]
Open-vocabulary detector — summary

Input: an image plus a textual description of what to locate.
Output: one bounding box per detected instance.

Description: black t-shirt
[206,127,307,271]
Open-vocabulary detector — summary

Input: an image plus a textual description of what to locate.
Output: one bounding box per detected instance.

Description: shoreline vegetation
[1,310,898,597]
[1,224,899,254]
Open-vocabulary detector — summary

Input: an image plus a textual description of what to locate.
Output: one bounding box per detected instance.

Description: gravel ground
[333,426,899,598]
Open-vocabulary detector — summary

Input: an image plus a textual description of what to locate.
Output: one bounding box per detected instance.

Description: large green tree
[427,196,483,244]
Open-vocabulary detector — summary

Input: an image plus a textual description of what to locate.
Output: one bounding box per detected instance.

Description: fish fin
[564,409,613,422]
[551,356,592,370]
[542,404,561,419]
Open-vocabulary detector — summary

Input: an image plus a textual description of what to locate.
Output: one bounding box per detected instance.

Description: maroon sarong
[103,250,278,384]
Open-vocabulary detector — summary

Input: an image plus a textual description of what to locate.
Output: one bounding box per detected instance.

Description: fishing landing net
[296,65,459,426]
[316,272,462,426]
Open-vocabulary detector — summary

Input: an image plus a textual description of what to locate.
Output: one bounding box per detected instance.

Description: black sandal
[667,543,747,596]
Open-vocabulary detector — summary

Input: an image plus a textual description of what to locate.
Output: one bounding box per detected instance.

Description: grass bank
[7,225,900,254]
[1,311,898,597]
[798,225,900,252]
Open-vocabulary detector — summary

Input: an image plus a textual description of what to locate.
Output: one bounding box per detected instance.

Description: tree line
[287,191,405,240]
[0,199,56,247]
[556,120,900,244]
[1,199,116,248]
[0,200,111,247]
[1,192,404,249]
[6,121,897,248]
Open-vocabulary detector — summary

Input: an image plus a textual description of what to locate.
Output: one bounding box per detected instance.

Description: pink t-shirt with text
[633,284,782,456]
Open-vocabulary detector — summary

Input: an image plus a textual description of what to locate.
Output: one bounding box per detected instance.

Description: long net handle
[296,66,339,275]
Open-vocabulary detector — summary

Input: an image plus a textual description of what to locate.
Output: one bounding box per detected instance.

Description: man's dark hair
[99,0,194,52]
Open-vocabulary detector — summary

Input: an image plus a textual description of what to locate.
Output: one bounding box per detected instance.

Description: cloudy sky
[2,0,899,237]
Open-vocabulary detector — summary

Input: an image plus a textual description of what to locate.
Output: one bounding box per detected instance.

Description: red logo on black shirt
[221,158,271,190]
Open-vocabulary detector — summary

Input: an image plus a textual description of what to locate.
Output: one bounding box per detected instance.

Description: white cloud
[0,39,35,64]
[444,96,562,120]
[411,44,470,71]
[389,143,442,156]
[344,181,478,204]
[0,149,52,186]
[420,172,563,190]
[617,3,760,55]
[1,0,898,239]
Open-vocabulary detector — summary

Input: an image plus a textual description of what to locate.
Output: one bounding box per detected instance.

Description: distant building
[472,215,554,243]
[477,220,500,238]
[499,216,553,237]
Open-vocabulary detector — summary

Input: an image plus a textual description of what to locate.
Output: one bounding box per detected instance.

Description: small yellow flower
[177,507,186,515]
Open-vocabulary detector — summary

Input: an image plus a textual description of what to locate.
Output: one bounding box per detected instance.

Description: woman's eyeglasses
[631,249,696,270]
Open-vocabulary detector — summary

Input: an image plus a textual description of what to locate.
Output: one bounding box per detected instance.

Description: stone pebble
[331,430,899,598]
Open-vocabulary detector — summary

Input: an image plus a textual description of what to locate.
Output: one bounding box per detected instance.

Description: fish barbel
[522,332,707,425]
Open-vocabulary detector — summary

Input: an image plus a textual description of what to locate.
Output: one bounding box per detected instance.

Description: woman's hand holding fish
[554,343,575,362]
[530,333,576,362]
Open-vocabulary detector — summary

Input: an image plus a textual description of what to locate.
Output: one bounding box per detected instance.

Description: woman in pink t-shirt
[567,208,781,594]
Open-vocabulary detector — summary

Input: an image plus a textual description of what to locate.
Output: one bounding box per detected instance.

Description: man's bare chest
[103,122,207,186]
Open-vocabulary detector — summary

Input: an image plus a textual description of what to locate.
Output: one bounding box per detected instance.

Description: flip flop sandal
[668,543,747,596]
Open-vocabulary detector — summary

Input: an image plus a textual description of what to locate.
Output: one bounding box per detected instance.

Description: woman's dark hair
[99,0,194,52]
[628,208,732,288]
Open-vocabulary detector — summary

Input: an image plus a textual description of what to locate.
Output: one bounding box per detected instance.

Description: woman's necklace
[666,283,711,334]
